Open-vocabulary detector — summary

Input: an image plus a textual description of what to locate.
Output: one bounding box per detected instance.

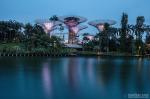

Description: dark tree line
[0,20,23,42]
[0,13,150,55]
[82,13,150,55]
[0,20,63,53]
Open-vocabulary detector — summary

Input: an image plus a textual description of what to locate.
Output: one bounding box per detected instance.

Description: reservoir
[0,57,149,99]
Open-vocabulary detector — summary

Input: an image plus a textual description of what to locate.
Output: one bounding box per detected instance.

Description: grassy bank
[0,43,149,57]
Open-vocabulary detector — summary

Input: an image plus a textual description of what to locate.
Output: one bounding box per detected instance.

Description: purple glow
[70,27,79,34]
[98,25,105,31]
[43,22,54,33]
[65,20,79,27]
[70,25,88,34]
[58,16,87,44]
[86,35,94,40]
[36,19,62,36]
[89,19,116,32]
[42,63,52,96]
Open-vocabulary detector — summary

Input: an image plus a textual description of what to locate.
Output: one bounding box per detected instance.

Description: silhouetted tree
[120,13,128,53]
[0,20,23,42]
[24,24,51,51]
[135,16,145,54]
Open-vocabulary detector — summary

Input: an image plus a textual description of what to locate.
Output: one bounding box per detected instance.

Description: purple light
[89,19,116,32]
[58,15,87,44]
[35,19,62,35]
[86,35,94,40]
[42,63,52,96]
[43,22,54,33]
[98,25,105,31]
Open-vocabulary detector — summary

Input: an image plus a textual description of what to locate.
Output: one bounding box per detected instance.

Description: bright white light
[44,22,53,31]
[64,40,68,44]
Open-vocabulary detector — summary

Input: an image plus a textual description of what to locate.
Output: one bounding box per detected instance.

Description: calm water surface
[0,57,149,99]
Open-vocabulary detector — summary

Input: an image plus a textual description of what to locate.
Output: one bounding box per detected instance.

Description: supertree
[35,19,62,37]
[58,15,87,44]
[88,19,116,52]
[88,20,116,32]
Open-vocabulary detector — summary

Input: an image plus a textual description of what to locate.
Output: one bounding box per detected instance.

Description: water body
[0,57,149,99]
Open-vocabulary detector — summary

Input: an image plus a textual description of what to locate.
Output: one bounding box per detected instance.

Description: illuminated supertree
[89,19,116,52]
[88,20,116,32]
[58,15,87,44]
[35,19,62,37]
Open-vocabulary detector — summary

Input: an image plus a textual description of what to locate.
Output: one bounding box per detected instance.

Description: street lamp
[138,46,141,55]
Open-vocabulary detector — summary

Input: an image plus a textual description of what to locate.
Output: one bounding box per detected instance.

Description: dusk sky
[0,0,150,33]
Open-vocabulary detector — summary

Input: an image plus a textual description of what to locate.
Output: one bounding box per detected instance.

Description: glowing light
[59,15,87,44]
[65,20,78,27]
[36,19,62,36]
[88,19,116,32]
[70,25,88,34]
[44,22,53,31]
[86,35,94,40]
[70,27,79,33]
[42,63,52,96]
[98,25,104,31]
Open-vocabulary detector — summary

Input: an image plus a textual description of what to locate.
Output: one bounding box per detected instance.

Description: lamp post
[54,41,57,48]
[138,46,141,55]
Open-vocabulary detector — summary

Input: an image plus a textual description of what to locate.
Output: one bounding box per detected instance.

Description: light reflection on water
[0,57,149,99]
[42,63,52,97]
